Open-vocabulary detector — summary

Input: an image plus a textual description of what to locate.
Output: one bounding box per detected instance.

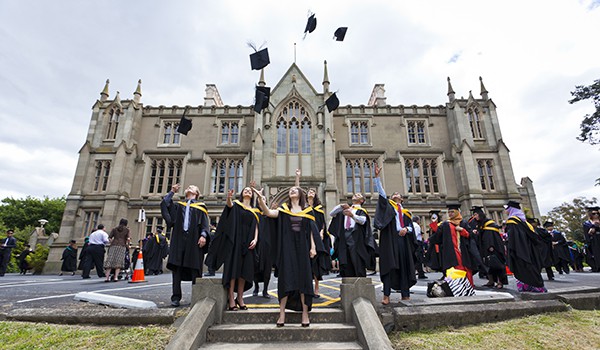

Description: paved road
[1,268,599,311]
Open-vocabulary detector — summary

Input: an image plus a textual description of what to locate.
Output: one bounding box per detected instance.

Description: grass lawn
[390,309,600,350]
[0,322,176,350]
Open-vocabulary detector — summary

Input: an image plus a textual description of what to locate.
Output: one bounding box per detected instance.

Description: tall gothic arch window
[468,108,484,139]
[276,101,311,154]
[106,110,120,140]
[477,159,496,191]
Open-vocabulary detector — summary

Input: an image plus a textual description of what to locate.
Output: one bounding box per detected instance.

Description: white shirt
[329,204,367,228]
[374,177,412,233]
[414,222,422,241]
[89,229,109,245]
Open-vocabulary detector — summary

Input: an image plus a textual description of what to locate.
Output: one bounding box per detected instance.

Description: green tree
[0,196,66,234]
[542,197,598,242]
[569,78,600,145]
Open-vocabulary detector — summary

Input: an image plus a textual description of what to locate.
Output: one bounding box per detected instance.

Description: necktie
[183,200,191,231]
[345,214,352,229]
[398,207,404,228]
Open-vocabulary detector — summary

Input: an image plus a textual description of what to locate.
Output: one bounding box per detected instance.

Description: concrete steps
[201,341,363,349]
[201,308,362,349]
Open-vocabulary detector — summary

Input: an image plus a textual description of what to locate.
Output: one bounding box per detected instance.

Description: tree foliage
[542,196,598,242]
[0,196,66,234]
[569,78,600,145]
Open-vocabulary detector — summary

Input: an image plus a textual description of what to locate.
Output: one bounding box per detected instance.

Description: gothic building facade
[44,62,540,272]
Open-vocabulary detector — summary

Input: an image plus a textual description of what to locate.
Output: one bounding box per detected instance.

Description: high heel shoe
[276,322,285,327]
[301,322,310,327]
[227,304,238,311]
[235,299,248,310]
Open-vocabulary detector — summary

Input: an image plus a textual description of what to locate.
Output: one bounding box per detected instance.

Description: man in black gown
[161,184,210,307]
[143,226,169,275]
[544,221,570,275]
[372,165,416,303]
[528,218,555,281]
[328,193,377,279]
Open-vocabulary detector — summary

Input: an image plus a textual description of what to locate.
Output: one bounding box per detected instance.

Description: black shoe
[548,277,555,281]
[203,272,215,277]
[82,276,90,279]
[418,275,428,279]
[171,300,180,307]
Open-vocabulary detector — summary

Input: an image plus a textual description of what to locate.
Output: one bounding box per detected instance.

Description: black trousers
[171,266,200,302]
[381,272,410,298]
[82,244,106,278]
[0,248,12,276]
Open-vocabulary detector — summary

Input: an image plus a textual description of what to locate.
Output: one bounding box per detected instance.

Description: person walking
[0,230,17,277]
[505,201,546,293]
[82,224,109,279]
[161,184,210,307]
[104,218,130,282]
[60,240,78,276]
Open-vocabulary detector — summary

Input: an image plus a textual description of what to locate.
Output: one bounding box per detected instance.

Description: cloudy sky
[1,0,599,214]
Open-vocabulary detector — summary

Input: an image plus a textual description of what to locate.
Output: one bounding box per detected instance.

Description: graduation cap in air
[177,108,192,135]
[254,86,271,113]
[325,93,339,112]
[303,12,317,38]
[249,47,270,71]
[333,27,348,41]
[446,203,461,211]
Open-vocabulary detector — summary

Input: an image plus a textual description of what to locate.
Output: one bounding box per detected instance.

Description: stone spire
[322,60,330,93]
[114,91,122,109]
[479,76,489,100]
[100,79,110,102]
[133,79,142,103]
[258,69,266,87]
[447,77,455,102]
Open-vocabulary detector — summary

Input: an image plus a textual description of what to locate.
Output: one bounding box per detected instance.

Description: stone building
[44,62,540,272]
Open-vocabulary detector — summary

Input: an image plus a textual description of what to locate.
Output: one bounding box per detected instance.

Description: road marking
[16,282,171,303]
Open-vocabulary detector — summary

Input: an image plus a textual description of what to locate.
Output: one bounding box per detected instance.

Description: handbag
[484,254,504,270]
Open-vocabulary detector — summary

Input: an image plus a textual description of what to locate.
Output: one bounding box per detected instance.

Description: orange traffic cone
[129,249,147,283]
[506,265,513,276]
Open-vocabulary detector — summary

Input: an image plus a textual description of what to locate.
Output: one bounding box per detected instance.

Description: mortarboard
[586,206,600,212]
[177,114,192,135]
[333,27,348,41]
[254,86,271,113]
[446,203,461,210]
[471,206,484,215]
[304,13,317,37]
[325,93,339,112]
[503,200,521,209]
[543,220,554,228]
[527,217,540,225]
[249,47,270,71]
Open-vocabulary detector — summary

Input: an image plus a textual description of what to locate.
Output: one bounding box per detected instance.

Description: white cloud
[0,0,599,214]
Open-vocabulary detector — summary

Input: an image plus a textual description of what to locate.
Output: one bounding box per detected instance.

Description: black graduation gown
[254,214,275,283]
[535,227,555,269]
[144,234,168,273]
[161,196,210,281]
[311,205,331,280]
[478,220,506,267]
[18,249,32,271]
[273,205,324,312]
[77,242,90,271]
[208,201,258,292]
[425,222,442,271]
[506,216,544,288]
[328,206,377,277]
[550,230,571,264]
[373,196,417,292]
[430,219,481,273]
[61,246,78,272]
[583,220,600,271]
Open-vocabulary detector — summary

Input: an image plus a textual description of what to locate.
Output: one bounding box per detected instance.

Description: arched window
[468,108,484,139]
[106,110,120,140]
[276,101,311,154]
